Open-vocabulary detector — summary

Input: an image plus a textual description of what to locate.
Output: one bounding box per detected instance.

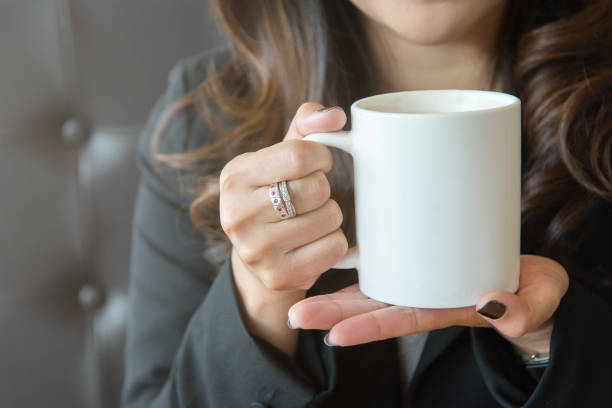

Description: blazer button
[248,403,267,408]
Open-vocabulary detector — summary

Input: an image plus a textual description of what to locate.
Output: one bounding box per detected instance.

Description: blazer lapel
[309,270,468,405]
[409,326,467,389]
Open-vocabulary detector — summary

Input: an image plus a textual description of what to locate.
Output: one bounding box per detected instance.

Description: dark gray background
[0,1,224,406]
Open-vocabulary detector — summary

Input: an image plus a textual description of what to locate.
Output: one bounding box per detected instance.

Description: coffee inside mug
[356,89,518,114]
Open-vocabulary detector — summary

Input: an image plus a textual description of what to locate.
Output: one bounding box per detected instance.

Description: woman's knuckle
[331,230,349,258]
[220,199,252,233]
[220,152,253,190]
[219,206,240,233]
[239,241,267,265]
[260,270,286,291]
[312,170,331,201]
[287,141,310,175]
[335,230,348,256]
[219,167,238,192]
[327,199,344,227]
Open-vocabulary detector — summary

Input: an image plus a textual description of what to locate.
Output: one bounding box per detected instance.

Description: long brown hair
[152,0,612,296]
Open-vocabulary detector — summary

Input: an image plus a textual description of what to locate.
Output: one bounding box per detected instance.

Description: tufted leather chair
[0,1,223,406]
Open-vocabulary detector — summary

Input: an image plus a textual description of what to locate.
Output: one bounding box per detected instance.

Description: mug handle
[303,131,360,269]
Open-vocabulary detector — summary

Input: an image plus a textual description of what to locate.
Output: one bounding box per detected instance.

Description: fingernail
[317,105,343,113]
[477,300,507,320]
[323,333,336,347]
[287,318,297,330]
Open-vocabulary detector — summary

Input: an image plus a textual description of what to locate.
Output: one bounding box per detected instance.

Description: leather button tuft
[61,118,90,145]
[78,284,105,311]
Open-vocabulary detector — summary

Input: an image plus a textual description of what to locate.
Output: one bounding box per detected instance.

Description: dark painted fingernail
[288,318,297,330]
[317,105,343,113]
[323,333,336,347]
[477,300,507,319]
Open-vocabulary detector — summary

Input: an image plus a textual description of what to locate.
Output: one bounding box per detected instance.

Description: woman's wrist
[231,248,306,359]
[501,316,554,363]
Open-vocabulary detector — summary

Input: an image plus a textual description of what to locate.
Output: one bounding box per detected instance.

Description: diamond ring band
[268,181,296,220]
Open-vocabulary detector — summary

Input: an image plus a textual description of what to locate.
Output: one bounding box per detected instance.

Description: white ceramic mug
[303,90,521,308]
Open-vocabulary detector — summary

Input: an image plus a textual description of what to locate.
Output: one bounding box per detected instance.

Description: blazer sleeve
[470,275,612,407]
[121,51,330,408]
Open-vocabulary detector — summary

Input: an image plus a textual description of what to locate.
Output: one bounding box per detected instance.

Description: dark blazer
[121,48,612,408]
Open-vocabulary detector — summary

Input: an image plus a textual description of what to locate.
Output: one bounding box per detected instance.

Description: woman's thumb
[284,103,346,141]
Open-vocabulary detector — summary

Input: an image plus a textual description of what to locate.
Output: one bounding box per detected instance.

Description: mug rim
[352,89,520,117]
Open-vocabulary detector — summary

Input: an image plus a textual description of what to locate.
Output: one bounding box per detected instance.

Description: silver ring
[269,182,289,219]
[278,180,296,217]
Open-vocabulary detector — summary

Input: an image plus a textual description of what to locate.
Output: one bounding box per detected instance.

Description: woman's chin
[352,0,506,47]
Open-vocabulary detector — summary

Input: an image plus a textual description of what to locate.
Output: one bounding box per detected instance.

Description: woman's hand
[288,255,569,358]
[219,103,348,358]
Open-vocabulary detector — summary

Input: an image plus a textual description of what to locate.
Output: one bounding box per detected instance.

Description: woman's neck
[360,6,505,93]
